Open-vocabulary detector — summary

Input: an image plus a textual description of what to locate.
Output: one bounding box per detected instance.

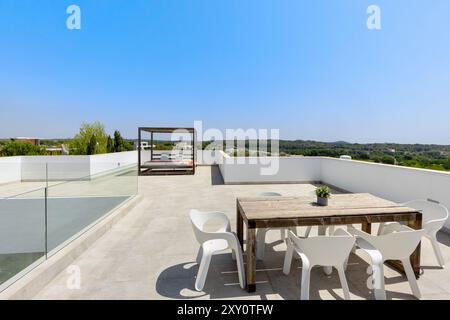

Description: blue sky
[1,0,450,143]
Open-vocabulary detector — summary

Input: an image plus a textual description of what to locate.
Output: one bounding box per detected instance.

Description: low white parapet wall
[216,151,321,184]
[320,157,450,229]
[0,157,22,185]
[197,150,226,166]
[217,153,450,228]
[21,155,91,181]
[0,151,138,182]
[3,149,204,182]
[89,151,137,176]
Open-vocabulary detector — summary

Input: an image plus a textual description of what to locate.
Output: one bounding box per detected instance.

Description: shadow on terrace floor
[155,239,419,300]
[210,166,224,186]
[437,231,450,247]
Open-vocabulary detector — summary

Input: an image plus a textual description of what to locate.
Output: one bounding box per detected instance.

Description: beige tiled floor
[32,166,450,300]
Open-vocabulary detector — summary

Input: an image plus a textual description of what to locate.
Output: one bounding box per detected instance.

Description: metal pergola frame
[138,127,196,175]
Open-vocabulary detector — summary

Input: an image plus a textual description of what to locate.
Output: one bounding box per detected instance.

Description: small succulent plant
[315,186,331,198]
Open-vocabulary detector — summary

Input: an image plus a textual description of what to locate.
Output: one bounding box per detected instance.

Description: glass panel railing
[0,161,138,291]
[46,163,138,255]
[1,162,48,194]
[0,187,46,290]
[19,162,49,187]
[45,161,91,183]
[0,160,24,194]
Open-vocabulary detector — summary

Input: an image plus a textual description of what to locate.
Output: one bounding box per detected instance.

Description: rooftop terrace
[26,166,450,300]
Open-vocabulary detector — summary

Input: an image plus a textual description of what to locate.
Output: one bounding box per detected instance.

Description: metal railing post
[45,162,49,258]
[46,162,48,187]
[44,186,48,259]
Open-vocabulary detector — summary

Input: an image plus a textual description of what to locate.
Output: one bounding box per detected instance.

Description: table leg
[408,215,422,277]
[246,227,256,292]
[362,221,372,234]
[318,225,326,236]
[236,203,244,249]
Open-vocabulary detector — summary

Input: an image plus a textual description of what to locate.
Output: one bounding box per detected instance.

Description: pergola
[137,127,196,175]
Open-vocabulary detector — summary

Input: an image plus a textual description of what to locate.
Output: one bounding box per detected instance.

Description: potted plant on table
[315,186,331,206]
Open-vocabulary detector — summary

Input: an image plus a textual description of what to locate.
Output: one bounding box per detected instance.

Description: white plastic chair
[378,200,448,268]
[256,192,297,260]
[349,224,425,300]
[189,209,245,291]
[283,228,355,300]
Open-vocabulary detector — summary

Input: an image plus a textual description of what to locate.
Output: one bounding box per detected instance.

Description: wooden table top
[237,193,420,221]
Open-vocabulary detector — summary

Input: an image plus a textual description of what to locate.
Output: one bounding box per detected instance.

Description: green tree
[87,134,97,155]
[113,130,133,152]
[106,135,115,153]
[70,122,108,155]
[123,140,134,151]
[113,130,124,152]
[443,159,450,170]
[0,140,47,156]
[380,156,396,165]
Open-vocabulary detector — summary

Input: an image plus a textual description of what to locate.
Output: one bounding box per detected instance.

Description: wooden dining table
[236,193,423,292]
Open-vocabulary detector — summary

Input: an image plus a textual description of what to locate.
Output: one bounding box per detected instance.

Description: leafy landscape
[278,140,450,171]
[2,132,450,172]
[207,140,450,172]
[0,122,134,157]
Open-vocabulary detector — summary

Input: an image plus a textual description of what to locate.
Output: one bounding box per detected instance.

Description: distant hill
[204,139,450,172]
[277,140,450,171]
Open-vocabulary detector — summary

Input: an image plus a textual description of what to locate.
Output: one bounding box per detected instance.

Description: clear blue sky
[1,0,449,143]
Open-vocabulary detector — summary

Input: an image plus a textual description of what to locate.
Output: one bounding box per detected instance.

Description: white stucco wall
[90,151,138,176]
[0,157,22,184]
[217,155,450,228]
[320,157,450,228]
[18,151,139,181]
[217,152,321,184]
[197,150,219,165]
[21,156,91,181]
